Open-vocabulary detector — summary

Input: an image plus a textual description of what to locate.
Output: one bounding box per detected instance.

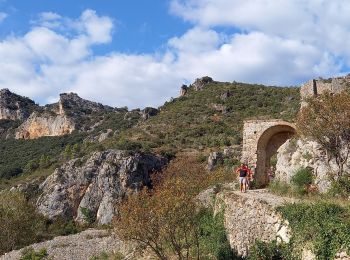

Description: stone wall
[300,75,350,106]
[242,120,295,185]
[214,189,293,257]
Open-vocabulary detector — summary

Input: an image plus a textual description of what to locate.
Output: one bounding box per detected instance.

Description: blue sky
[0,0,349,108]
[0,0,189,54]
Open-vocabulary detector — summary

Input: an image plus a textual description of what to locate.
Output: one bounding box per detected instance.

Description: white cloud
[171,0,350,65]
[0,3,350,109]
[0,12,7,23]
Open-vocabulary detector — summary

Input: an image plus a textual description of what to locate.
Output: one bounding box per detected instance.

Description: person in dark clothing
[236,163,248,192]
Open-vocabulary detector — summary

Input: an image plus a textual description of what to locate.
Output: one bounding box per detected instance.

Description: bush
[0,191,45,254]
[249,240,296,260]
[277,202,350,260]
[198,209,240,259]
[268,180,291,196]
[20,247,48,260]
[328,175,350,198]
[291,167,313,195]
[80,207,96,225]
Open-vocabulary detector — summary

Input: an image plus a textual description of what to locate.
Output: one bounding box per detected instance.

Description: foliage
[268,180,292,196]
[114,157,236,259]
[291,167,314,195]
[277,202,350,260]
[80,207,96,225]
[198,209,240,259]
[0,191,45,255]
[120,82,300,151]
[328,175,350,198]
[249,240,296,260]
[0,133,85,179]
[90,251,124,260]
[20,247,48,260]
[297,92,350,178]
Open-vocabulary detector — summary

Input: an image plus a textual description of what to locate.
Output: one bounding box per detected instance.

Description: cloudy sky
[0,0,349,108]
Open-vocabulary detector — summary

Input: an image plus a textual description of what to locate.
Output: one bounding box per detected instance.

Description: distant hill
[0,78,300,183]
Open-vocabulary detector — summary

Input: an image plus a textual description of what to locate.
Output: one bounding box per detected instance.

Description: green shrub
[249,240,296,260]
[198,208,241,259]
[20,247,48,260]
[328,175,350,198]
[80,207,95,225]
[291,167,313,195]
[268,180,291,196]
[0,191,45,254]
[277,202,350,260]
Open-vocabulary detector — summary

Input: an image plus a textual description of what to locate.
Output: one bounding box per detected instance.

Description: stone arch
[242,120,296,187]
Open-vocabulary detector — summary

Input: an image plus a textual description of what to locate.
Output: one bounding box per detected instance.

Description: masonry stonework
[242,120,295,186]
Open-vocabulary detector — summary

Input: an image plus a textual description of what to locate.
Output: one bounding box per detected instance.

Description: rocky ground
[1,229,136,260]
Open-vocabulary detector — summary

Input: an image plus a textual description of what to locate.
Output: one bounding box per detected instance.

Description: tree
[0,191,45,254]
[296,92,350,178]
[114,157,235,259]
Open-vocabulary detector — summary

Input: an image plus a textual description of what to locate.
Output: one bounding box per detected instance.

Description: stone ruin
[300,74,350,106]
[241,120,296,186]
[241,74,350,186]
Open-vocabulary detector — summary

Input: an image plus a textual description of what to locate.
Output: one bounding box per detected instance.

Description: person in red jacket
[236,163,248,192]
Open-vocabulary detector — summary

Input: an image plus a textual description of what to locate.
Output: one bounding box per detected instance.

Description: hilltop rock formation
[0,89,37,121]
[15,112,75,139]
[141,107,158,120]
[191,76,213,91]
[57,92,112,116]
[180,84,188,96]
[36,150,167,224]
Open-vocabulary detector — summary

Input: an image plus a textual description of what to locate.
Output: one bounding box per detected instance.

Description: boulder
[36,150,167,224]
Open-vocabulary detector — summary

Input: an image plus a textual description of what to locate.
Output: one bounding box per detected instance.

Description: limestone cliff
[0,89,37,121]
[36,150,167,224]
[15,112,75,139]
[275,139,350,192]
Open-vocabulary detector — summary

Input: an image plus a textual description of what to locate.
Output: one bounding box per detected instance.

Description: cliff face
[0,89,37,121]
[58,92,113,116]
[15,112,75,139]
[36,150,167,224]
[274,139,350,193]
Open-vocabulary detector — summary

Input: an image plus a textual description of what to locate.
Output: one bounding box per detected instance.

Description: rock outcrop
[191,76,213,91]
[275,139,348,193]
[0,89,37,121]
[36,150,167,224]
[180,84,188,96]
[58,92,112,116]
[15,112,75,139]
[141,107,158,120]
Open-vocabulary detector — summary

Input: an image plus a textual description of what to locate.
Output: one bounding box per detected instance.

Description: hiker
[236,163,248,192]
[246,165,254,190]
[268,166,275,182]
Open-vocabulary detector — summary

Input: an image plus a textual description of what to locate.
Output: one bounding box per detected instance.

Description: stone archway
[241,120,296,187]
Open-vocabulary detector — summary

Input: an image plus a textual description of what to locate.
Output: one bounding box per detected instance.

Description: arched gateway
[241,120,296,187]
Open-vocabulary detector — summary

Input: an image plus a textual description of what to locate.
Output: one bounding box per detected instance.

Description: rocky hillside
[0,78,300,182]
[37,150,167,224]
[0,89,38,121]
